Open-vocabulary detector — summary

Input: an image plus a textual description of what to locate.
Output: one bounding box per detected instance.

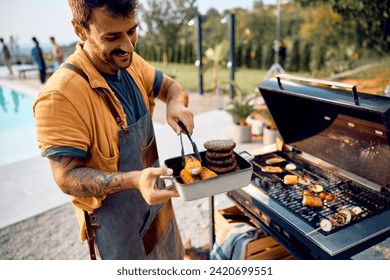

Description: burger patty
[205,150,234,159]
[205,153,236,167]
[203,139,236,152]
[206,161,238,173]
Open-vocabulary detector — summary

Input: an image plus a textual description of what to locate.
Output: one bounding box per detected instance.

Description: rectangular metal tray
[163,151,253,201]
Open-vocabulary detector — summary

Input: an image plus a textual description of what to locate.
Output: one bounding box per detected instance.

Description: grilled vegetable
[180,160,218,184]
[261,166,283,173]
[184,155,202,176]
[339,209,352,224]
[320,219,333,232]
[265,157,285,165]
[310,185,324,193]
[199,167,218,180]
[319,191,327,200]
[324,193,335,202]
[330,212,349,225]
[302,189,311,196]
[180,168,200,184]
[352,206,363,215]
[285,163,297,170]
[298,178,311,185]
[302,195,323,207]
[283,175,298,185]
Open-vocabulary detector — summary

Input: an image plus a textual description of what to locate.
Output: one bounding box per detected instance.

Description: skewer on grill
[305,206,363,236]
[306,219,333,236]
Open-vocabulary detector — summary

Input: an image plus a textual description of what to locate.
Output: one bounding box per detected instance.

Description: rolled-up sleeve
[153,69,163,98]
[33,91,90,158]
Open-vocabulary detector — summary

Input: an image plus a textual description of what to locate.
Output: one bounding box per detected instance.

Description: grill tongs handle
[178,121,202,165]
[276,74,360,105]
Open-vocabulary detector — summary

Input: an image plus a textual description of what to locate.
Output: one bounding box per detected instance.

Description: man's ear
[71,19,87,41]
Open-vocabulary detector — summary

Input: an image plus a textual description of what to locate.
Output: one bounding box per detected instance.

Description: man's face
[82,7,138,74]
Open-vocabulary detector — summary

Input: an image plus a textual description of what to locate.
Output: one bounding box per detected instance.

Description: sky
[0,0,276,49]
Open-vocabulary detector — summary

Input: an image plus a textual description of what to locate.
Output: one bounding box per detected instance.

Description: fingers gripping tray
[163,151,253,201]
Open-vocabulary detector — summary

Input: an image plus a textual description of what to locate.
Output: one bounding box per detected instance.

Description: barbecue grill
[225,74,390,259]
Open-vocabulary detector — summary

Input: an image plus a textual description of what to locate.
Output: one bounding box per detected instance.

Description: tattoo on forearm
[50,156,127,197]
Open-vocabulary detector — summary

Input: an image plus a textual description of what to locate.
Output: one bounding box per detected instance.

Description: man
[33,0,194,260]
[49,36,64,69]
[31,37,46,85]
[0,37,13,76]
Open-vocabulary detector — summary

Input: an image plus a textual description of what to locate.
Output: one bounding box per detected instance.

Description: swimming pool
[0,85,40,166]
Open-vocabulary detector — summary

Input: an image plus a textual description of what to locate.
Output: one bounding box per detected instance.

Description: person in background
[49,36,64,70]
[0,37,13,76]
[31,37,46,85]
[9,36,20,65]
[33,0,194,260]
[279,40,287,67]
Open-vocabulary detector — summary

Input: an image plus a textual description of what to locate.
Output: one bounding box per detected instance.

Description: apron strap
[84,210,98,260]
[61,63,129,134]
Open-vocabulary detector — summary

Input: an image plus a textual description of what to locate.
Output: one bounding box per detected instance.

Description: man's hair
[68,0,139,30]
[0,38,3,43]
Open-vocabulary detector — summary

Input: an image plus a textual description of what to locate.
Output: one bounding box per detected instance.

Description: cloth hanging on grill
[210,222,258,260]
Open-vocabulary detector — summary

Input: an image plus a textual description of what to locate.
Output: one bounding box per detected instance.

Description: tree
[287,38,300,72]
[140,0,197,66]
[294,0,390,52]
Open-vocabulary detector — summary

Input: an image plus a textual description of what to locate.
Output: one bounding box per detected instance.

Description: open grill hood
[258,74,390,191]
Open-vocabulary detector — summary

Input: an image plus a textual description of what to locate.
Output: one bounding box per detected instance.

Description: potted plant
[253,104,281,145]
[226,85,257,143]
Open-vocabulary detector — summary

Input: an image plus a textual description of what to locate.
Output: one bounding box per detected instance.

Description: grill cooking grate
[250,151,390,235]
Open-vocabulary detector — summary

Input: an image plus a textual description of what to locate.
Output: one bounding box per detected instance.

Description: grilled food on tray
[200,167,218,179]
[184,155,202,176]
[180,155,217,184]
[180,168,198,184]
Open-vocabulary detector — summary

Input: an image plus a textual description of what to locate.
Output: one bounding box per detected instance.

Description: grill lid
[258,74,390,189]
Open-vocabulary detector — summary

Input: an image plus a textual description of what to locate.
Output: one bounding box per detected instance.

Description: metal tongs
[178,121,201,166]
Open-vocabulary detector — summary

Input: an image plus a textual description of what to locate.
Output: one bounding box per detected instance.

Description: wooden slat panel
[245,236,279,256]
[246,245,291,260]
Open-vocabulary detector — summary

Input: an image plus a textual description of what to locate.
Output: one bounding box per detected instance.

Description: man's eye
[128,29,137,36]
[106,35,119,41]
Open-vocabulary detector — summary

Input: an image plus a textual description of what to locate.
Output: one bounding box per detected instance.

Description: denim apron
[92,112,183,259]
[61,63,183,259]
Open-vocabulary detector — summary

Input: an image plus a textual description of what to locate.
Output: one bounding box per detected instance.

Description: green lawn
[150,56,390,96]
[149,62,274,95]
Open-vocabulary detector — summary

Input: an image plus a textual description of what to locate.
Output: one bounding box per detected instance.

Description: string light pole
[221,12,236,99]
[188,13,204,95]
[263,0,285,81]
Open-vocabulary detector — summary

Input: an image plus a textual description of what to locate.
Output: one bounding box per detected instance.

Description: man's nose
[121,35,134,53]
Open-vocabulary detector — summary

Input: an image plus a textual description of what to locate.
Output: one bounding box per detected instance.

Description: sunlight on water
[0,86,40,166]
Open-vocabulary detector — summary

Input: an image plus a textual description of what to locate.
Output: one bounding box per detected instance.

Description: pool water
[0,86,40,166]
